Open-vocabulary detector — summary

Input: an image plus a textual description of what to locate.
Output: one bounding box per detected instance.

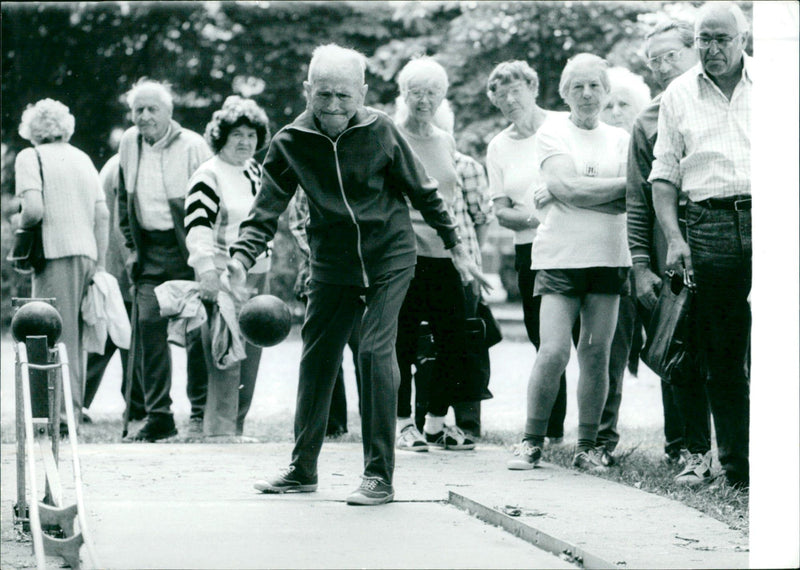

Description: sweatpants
[290,267,414,485]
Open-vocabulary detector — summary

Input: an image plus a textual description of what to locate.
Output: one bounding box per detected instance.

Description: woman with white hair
[184,95,271,439]
[508,54,631,472]
[14,98,109,430]
[600,67,652,133]
[392,56,476,452]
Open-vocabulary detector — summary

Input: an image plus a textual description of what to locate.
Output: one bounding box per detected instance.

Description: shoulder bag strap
[33,147,45,201]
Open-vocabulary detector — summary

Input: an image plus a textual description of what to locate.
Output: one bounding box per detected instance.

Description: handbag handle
[665,269,695,291]
[34,147,45,202]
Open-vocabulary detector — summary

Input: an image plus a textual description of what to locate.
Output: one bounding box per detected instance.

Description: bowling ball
[238,294,292,347]
[11,301,63,346]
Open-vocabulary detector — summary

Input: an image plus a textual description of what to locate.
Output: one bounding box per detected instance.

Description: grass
[2,415,748,537]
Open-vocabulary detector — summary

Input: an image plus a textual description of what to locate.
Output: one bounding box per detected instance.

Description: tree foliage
[0,1,752,325]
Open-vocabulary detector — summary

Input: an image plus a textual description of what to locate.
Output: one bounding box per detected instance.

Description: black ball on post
[11,301,63,347]
[238,295,293,348]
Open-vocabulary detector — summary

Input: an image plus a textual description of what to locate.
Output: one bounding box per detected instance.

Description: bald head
[695,2,750,36]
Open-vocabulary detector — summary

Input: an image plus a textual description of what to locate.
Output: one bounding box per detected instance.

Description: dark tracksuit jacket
[230,106,459,285]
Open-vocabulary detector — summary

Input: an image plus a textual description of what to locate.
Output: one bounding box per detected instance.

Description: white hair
[307,44,367,84]
[696,1,750,35]
[18,98,75,144]
[606,67,651,112]
[396,56,449,96]
[125,78,174,111]
[558,53,610,100]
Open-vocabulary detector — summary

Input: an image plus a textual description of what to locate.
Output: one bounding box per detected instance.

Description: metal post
[14,343,28,529]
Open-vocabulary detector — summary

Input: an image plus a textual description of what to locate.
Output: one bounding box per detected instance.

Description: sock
[523,418,548,449]
[397,417,414,431]
[577,423,599,453]
[424,414,445,435]
[522,433,545,448]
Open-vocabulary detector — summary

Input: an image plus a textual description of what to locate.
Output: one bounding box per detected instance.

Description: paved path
[1,442,748,569]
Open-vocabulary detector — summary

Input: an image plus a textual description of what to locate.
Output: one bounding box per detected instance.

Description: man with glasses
[627,18,712,484]
[651,2,752,489]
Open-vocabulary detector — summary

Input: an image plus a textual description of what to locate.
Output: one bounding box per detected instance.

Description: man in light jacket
[118,79,211,441]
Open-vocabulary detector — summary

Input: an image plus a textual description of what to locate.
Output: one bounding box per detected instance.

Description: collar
[289,107,376,137]
[695,53,753,87]
[139,120,183,149]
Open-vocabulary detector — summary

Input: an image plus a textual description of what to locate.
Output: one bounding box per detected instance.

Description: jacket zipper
[332,139,369,287]
[289,119,375,288]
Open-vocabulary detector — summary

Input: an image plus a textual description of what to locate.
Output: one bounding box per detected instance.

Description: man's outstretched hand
[449,243,493,295]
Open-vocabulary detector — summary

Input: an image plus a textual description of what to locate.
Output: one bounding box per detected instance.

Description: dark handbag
[7,223,45,274]
[641,271,695,383]
[7,148,46,274]
[476,300,502,348]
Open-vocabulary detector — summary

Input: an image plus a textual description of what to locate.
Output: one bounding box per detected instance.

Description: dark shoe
[572,449,608,473]
[595,445,617,467]
[129,408,147,422]
[424,425,475,450]
[254,466,317,493]
[326,426,347,438]
[126,416,178,442]
[81,409,93,424]
[346,477,394,506]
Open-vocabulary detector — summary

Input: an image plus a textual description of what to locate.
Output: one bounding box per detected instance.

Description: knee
[536,345,571,372]
[577,342,610,370]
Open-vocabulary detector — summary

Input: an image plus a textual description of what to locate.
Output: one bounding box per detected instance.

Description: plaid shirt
[650,56,752,202]
[287,187,311,299]
[453,152,493,267]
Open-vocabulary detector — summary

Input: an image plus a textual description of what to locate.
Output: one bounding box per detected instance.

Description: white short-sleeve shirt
[531,113,631,270]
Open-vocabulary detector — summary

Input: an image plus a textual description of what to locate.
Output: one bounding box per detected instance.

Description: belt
[694,196,752,211]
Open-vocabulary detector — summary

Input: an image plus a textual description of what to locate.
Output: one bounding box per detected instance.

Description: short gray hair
[486,60,539,103]
[696,2,750,35]
[558,53,610,100]
[18,98,75,144]
[645,19,695,51]
[307,44,367,84]
[396,56,449,96]
[126,78,174,111]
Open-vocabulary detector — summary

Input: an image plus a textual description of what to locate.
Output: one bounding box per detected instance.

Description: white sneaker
[397,424,429,452]
[674,451,714,486]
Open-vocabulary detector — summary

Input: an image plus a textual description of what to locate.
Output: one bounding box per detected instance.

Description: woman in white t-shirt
[485,60,570,446]
[184,96,271,439]
[507,54,631,473]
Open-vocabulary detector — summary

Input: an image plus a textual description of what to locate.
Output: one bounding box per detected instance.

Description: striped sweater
[185,156,268,275]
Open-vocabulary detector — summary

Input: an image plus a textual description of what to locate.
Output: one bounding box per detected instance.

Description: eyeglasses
[646,48,685,71]
[407,88,444,101]
[695,34,740,49]
[492,83,530,104]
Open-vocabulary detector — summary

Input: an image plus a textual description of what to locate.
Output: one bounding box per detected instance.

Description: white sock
[424,414,445,435]
[397,417,414,431]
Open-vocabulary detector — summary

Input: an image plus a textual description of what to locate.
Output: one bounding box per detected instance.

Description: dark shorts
[533,267,631,297]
